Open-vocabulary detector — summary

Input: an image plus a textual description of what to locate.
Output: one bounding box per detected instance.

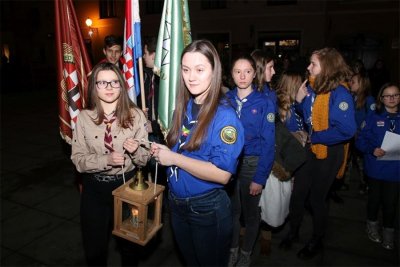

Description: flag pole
[138,57,146,110]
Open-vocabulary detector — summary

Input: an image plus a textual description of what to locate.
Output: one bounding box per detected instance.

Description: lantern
[112,169,165,246]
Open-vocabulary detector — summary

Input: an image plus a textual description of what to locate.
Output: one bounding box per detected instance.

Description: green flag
[153,0,192,134]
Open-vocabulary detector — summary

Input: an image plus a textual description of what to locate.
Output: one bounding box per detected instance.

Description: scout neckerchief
[170,99,200,181]
[388,113,397,132]
[291,103,304,131]
[310,92,331,159]
[309,81,351,179]
[104,113,117,152]
[178,99,200,153]
[234,87,252,118]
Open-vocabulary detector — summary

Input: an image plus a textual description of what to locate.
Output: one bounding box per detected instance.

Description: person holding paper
[355,83,400,250]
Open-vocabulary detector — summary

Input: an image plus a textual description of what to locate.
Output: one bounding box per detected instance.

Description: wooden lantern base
[112,178,165,246]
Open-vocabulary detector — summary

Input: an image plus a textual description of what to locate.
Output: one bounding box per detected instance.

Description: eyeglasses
[96,80,121,90]
[381,94,400,100]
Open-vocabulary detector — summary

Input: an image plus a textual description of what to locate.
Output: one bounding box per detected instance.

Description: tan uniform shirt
[71,109,150,175]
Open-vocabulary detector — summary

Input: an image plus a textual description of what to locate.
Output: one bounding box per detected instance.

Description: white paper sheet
[378,131,400,161]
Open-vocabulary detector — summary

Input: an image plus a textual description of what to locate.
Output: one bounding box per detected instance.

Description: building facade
[0,0,398,91]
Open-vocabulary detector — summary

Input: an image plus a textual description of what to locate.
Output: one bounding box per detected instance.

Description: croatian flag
[123,0,142,103]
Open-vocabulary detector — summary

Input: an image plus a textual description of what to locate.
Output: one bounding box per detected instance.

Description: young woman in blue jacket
[150,40,244,267]
[355,83,400,250]
[349,72,376,193]
[251,49,277,111]
[276,70,308,143]
[226,55,275,266]
[289,48,356,260]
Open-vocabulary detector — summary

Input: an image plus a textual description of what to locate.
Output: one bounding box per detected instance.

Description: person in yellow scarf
[280,48,356,260]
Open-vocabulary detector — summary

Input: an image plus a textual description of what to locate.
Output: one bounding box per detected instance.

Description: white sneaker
[366,220,382,243]
[382,228,394,250]
[236,250,251,267]
[228,247,239,267]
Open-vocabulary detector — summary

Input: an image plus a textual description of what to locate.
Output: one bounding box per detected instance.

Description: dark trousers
[80,175,137,266]
[231,156,262,253]
[288,144,344,240]
[169,189,232,267]
[367,178,400,228]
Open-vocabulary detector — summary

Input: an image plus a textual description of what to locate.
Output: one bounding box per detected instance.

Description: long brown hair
[251,49,265,91]
[311,48,352,94]
[352,73,372,110]
[276,71,303,122]
[251,49,275,91]
[86,62,139,128]
[166,40,223,151]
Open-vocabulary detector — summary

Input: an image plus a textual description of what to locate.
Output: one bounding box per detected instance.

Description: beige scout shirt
[71,109,150,175]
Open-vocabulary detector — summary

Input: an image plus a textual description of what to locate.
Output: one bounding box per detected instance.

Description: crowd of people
[70,36,399,266]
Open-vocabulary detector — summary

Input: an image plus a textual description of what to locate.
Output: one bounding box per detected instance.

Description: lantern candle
[131,208,139,228]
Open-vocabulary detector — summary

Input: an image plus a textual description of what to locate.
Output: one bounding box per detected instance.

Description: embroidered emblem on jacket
[370,103,376,110]
[339,102,349,111]
[267,113,275,123]
[220,126,237,144]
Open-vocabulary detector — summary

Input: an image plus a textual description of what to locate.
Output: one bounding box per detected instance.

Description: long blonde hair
[276,71,303,122]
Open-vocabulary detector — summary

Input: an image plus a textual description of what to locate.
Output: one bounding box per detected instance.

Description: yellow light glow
[3,44,10,62]
[85,18,93,27]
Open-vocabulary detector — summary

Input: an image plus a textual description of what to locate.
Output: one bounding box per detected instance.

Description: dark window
[99,0,116,19]
[146,0,163,14]
[267,0,297,6]
[201,0,226,10]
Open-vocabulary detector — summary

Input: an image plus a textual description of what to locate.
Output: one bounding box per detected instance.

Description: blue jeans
[169,189,232,267]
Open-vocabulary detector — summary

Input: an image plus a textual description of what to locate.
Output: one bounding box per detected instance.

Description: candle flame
[131,208,138,216]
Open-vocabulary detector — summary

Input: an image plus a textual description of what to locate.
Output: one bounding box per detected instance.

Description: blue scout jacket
[226,87,275,186]
[168,98,245,198]
[284,103,305,132]
[355,110,400,182]
[263,83,277,113]
[297,85,356,145]
[354,95,376,132]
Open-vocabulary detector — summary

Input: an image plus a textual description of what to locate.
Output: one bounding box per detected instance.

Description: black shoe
[279,232,299,250]
[359,183,368,195]
[330,191,344,204]
[341,183,350,191]
[297,239,323,260]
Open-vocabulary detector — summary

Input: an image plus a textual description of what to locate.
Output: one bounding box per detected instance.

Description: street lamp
[85,17,96,37]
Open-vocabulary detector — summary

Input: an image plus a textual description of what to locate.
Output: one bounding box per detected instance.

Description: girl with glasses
[71,62,150,266]
[355,83,400,250]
